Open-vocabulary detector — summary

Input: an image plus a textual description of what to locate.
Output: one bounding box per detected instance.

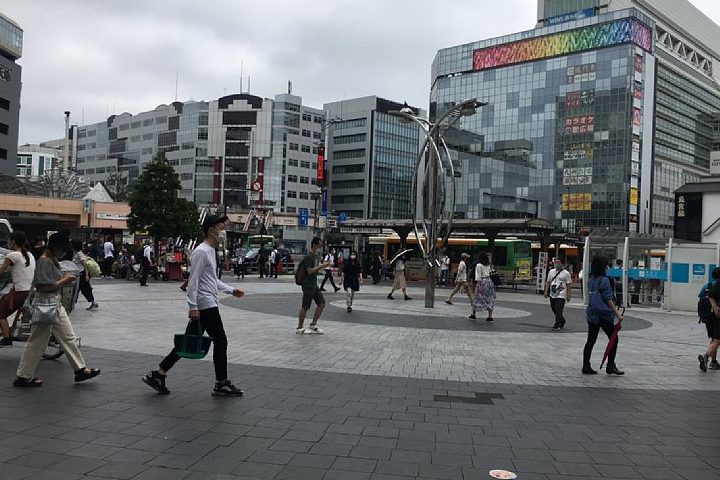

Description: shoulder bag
[30,292,61,326]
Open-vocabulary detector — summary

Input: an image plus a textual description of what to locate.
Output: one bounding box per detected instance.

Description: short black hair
[479,252,490,266]
[712,267,720,280]
[311,237,322,248]
[590,256,609,277]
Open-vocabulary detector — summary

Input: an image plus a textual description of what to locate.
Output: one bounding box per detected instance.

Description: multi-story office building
[16,144,62,177]
[432,0,720,236]
[0,12,22,177]
[57,92,322,249]
[323,96,424,219]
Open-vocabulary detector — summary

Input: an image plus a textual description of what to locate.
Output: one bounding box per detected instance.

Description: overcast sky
[3,0,719,145]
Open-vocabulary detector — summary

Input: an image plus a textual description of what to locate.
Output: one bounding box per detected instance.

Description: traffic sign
[298,208,309,226]
[340,227,381,234]
[338,212,347,222]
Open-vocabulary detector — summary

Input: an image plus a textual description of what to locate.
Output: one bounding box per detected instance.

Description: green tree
[128,152,202,241]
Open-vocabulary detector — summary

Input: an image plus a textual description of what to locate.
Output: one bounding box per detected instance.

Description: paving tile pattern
[0,345,719,479]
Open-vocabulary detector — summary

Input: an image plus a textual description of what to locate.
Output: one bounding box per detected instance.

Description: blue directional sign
[298,208,309,226]
[321,190,328,216]
[338,212,347,222]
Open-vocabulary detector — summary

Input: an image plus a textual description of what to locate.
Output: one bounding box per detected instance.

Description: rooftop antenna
[174,70,179,101]
[240,60,244,93]
[247,75,250,93]
[288,79,292,95]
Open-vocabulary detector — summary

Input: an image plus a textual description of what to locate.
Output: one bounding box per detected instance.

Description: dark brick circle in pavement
[222,293,652,333]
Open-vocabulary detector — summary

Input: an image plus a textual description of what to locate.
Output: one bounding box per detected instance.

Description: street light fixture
[389,98,486,308]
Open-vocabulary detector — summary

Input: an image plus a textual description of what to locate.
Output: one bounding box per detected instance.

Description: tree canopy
[128,152,202,241]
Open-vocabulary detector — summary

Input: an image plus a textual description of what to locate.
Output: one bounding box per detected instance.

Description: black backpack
[698,281,717,319]
[295,256,310,286]
[467,260,478,283]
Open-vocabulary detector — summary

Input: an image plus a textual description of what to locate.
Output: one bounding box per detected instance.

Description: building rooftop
[675,180,720,194]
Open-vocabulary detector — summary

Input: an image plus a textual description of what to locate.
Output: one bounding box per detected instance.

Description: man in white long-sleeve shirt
[142,215,245,396]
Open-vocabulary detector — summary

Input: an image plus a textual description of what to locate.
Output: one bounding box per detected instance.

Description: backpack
[698,280,717,319]
[467,260,478,283]
[85,257,101,278]
[295,258,308,286]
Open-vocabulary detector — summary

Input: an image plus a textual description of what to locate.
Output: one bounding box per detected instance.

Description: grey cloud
[2,0,719,144]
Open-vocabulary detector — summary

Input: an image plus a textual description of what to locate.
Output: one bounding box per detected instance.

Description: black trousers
[78,275,95,303]
[159,307,228,382]
[320,270,337,289]
[102,257,114,277]
[139,259,149,285]
[583,320,617,369]
[550,298,566,326]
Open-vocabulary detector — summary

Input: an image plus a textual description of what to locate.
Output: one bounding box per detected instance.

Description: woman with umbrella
[341,250,362,312]
[387,250,412,301]
[582,255,625,375]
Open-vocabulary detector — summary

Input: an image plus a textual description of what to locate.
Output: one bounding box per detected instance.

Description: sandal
[13,376,43,387]
[74,368,101,382]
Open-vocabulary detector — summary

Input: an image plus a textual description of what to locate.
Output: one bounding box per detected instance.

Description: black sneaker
[142,370,170,394]
[699,354,708,372]
[212,380,243,397]
[0,337,12,347]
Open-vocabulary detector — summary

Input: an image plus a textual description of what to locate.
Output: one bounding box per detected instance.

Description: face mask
[350,255,356,260]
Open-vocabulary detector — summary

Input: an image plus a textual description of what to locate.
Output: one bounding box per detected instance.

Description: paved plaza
[0,276,719,479]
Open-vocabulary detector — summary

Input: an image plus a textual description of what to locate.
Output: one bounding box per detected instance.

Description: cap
[202,214,229,234]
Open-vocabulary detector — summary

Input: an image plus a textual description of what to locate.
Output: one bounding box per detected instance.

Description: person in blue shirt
[698,267,720,372]
[582,256,625,375]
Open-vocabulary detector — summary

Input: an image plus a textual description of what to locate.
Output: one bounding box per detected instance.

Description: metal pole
[665,237,673,311]
[425,130,439,308]
[622,236,629,309]
[63,111,71,171]
[582,235,590,305]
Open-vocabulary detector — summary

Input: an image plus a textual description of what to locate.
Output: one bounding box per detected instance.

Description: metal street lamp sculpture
[390,98,486,308]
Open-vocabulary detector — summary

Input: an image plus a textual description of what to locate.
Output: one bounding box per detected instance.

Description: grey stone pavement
[0,275,718,479]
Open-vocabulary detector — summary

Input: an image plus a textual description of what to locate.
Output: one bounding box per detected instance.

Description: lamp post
[389,98,486,308]
[310,188,322,235]
[318,115,342,241]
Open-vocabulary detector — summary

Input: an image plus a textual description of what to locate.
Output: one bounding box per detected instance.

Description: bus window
[514,241,531,259]
[491,246,508,267]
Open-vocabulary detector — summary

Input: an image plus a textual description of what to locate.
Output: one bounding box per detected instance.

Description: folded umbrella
[389,248,414,265]
[600,307,625,369]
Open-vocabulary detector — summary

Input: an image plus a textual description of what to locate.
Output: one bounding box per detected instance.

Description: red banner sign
[317,146,325,187]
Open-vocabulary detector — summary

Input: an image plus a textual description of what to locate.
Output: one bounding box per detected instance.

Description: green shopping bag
[174,321,212,359]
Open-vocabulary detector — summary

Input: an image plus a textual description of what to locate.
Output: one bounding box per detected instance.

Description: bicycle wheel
[42,335,65,360]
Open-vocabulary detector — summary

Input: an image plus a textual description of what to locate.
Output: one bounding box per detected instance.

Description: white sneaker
[296,328,306,334]
[305,326,324,334]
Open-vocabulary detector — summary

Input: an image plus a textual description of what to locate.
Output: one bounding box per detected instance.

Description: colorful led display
[473,18,653,71]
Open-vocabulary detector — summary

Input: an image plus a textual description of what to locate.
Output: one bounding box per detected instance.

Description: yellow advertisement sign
[561,193,592,211]
[630,188,639,205]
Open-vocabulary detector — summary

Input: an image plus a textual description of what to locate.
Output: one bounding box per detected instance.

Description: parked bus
[368,235,533,283]
[247,235,275,249]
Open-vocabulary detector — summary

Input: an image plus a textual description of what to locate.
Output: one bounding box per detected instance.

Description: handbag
[174,321,212,359]
[30,295,61,325]
[490,270,502,287]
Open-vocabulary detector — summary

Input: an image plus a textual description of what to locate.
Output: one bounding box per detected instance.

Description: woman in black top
[342,251,362,312]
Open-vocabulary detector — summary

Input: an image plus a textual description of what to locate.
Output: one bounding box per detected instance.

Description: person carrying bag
[14,233,101,387]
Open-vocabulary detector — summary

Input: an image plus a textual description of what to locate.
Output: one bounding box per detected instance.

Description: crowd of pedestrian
[6,224,720,397]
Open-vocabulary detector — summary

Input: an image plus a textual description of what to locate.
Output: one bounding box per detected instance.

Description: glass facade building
[433,3,720,236]
[324,96,423,220]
